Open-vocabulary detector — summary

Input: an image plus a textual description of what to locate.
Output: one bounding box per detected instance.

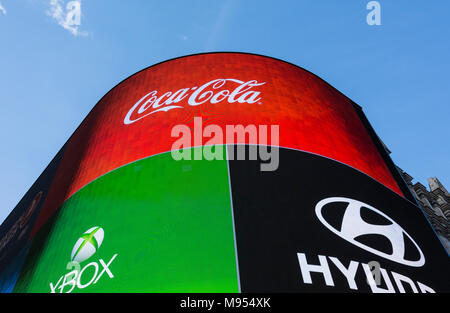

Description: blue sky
[0,1,449,223]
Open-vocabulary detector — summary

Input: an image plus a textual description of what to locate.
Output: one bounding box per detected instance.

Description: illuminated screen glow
[32,53,403,238]
[2,53,448,293]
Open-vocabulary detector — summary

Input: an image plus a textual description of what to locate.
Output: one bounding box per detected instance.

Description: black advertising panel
[229,146,448,292]
[0,146,65,292]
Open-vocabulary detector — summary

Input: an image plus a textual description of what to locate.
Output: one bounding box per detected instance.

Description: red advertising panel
[32,53,403,237]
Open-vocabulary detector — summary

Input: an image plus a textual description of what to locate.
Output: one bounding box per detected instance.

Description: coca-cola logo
[124,78,265,125]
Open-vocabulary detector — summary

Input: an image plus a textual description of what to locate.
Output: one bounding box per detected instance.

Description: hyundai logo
[315,197,425,267]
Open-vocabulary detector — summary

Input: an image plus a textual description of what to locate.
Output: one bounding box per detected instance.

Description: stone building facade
[398,168,450,254]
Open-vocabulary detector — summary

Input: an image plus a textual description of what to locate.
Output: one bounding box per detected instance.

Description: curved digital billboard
[0,53,448,293]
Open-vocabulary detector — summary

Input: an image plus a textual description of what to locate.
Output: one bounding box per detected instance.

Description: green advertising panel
[14,148,239,293]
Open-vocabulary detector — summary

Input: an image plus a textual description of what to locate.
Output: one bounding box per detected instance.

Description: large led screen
[1,53,448,293]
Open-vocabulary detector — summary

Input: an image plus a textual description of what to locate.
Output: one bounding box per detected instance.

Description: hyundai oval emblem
[315,197,425,267]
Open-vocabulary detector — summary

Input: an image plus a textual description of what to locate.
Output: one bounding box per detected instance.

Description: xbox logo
[71,226,104,263]
[50,226,117,293]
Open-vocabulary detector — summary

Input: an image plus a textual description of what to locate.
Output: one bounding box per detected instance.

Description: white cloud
[0,2,6,15]
[47,0,87,36]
